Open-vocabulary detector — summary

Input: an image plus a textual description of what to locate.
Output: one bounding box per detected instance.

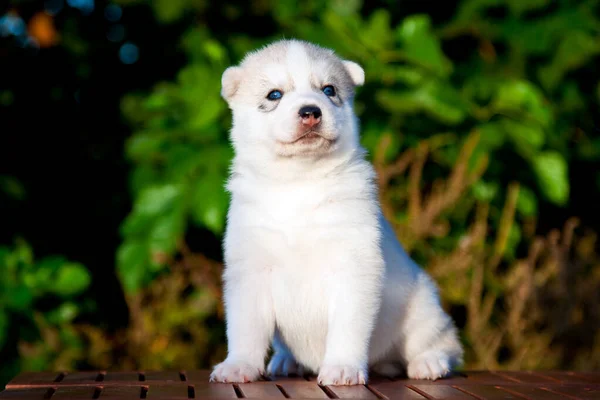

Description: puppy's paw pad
[407,351,450,380]
[267,352,304,377]
[318,365,366,386]
[209,361,262,383]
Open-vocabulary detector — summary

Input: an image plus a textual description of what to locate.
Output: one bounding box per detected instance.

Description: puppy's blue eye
[322,85,336,97]
[267,90,283,100]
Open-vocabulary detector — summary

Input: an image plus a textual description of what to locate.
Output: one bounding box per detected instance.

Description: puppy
[209,39,463,385]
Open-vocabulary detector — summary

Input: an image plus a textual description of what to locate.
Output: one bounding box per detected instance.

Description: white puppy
[209,39,463,386]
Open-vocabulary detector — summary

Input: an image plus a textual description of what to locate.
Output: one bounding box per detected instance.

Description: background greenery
[1,0,599,387]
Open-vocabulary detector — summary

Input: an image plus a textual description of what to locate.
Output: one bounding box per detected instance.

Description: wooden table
[1,370,598,399]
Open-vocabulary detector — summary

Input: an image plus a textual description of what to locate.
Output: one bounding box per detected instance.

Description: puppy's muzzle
[299,105,322,128]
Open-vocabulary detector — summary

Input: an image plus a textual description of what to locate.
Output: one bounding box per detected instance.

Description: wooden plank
[390,376,472,386]
[102,372,140,383]
[325,384,378,399]
[304,374,379,398]
[385,371,516,385]
[193,382,239,399]
[453,385,524,399]
[5,372,65,388]
[496,385,575,399]
[367,381,428,399]
[51,386,97,399]
[184,370,211,384]
[237,382,286,398]
[101,386,144,399]
[141,371,182,383]
[271,379,328,399]
[61,371,104,384]
[409,384,477,399]
[145,384,189,399]
[0,389,49,399]
[492,371,560,384]
[460,372,523,385]
[535,372,600,385]
[544,385,600,400]
[2,371,599,400]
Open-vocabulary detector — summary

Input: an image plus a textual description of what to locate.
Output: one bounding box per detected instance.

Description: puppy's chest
[271,266,330,339]
[249,183,339,228]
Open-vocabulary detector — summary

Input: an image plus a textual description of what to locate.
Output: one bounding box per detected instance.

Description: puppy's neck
[230,146,369,184]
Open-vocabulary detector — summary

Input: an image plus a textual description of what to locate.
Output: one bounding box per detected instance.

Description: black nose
[298,105,322,119]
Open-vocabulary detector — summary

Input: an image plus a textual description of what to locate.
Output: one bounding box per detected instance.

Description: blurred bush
[1,0,599,383]
[0,238,92,385]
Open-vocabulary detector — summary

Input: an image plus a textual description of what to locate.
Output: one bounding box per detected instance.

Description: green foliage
[118,0,599,296]
[0,240,92,385]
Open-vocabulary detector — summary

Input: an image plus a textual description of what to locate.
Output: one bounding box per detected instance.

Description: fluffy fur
[209,39,463,385]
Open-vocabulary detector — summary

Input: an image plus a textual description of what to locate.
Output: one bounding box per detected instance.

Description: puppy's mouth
[294,130,321,142]
[291,129,335,144]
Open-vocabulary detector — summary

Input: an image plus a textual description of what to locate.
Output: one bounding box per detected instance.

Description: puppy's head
[221,40,364,158]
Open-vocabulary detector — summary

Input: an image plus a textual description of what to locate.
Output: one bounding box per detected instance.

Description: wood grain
[1,370,598,399]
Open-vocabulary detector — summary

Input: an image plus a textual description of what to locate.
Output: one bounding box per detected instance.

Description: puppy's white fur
[210,39,463,385]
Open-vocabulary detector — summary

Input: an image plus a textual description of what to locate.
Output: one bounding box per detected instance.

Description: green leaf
[380,131,402,163]
[143,84,174,110]
[202,39,227,64]
[377,81,468,125]
[191,173,228,234]
[153,0,189,23]
[532,151,569,205]
[538,31,600,91]
[396,14,452,76]
[177,65,225,132]
[502,119,545,158]
[117,241,148,293]
[505,224,522,260]
[147,208,186,258]
[391,66,425,86]
[4,286,33,311]
[129,165,160,196]
[472,180,499,201]
[13,240,33,267]
[46,302,79,324]
[560,82,585,112]
[121,210,155,238]
[134,184,183,217]
[517,186,538,217]
[361,9,393,52]
[53,263,91,297]
[29,257,66,294]
[165,145,204,182]
[478,122,506,150]
[506,0,550,16]
[329,0,362,16]
[491,80,552,127]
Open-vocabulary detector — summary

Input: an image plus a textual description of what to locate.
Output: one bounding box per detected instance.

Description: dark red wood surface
[1,370,598,399]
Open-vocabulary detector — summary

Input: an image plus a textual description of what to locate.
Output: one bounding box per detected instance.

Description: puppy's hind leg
[267,330,304,377]
[399,273,463,380]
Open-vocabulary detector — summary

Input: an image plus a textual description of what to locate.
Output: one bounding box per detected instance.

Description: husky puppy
[209,39,463,385]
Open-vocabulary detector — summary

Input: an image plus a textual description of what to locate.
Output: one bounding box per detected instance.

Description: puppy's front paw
[407,351,450,380]
[209,360,263,383]
[318,365,367,386]
[267,352,304,377]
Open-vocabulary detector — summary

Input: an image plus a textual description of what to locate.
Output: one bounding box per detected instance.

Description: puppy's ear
[342,60,365,87]
[221,66,243,101]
